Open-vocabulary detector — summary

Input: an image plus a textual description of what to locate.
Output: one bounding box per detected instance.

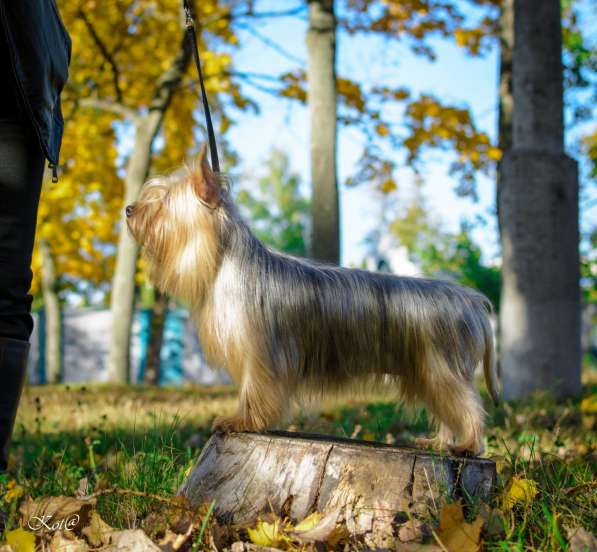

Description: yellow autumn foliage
[31,0,242,297]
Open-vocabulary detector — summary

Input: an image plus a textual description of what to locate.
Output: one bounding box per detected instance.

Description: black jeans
[0,39,45,341]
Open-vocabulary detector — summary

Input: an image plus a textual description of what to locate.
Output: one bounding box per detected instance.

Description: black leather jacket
[0,0,71,168]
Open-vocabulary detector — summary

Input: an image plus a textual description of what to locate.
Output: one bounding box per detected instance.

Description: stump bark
[179,431,496,526]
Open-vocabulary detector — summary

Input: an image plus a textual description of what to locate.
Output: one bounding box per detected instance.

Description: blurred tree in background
[236,149,310,256]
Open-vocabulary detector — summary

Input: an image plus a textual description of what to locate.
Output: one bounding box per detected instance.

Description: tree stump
[179,431,496,527]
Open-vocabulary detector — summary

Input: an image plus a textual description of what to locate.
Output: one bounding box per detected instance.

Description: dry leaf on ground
[19,496,95,534]
[48,531,89,552]
[435,502,484,552]
[108,529,161,551]
[81,511,115,547]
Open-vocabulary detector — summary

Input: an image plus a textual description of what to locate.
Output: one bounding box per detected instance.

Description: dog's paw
[415,436,482,457]
[448,442,483,457]
[212,415,254,433]
[415,436,446,452]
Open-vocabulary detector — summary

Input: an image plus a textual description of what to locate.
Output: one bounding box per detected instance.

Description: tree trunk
[496,0,513,237]
[39,239,62,384]
[107,32,192,383]
[306,0,339,265]
[179,432,496,528]
[498,0,581,399]
[144,291,168,386]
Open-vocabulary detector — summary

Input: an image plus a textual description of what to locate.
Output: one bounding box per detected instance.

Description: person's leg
[0,120,45,471]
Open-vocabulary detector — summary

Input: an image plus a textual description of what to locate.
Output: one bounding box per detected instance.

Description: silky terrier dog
[126,145,499,455]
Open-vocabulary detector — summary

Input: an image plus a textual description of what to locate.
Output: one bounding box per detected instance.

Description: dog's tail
[481,309,500,405]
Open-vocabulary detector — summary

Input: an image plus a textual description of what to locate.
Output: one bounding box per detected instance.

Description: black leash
[183,0,220,174]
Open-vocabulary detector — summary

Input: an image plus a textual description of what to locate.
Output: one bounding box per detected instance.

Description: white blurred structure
[363,230,420,277]
[27,308,229,385]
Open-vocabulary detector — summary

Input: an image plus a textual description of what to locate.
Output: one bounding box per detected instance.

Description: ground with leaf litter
[0,377,596,551]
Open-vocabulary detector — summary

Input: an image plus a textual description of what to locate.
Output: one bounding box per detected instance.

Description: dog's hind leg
[212,360,288,433]
[418,354,485,456]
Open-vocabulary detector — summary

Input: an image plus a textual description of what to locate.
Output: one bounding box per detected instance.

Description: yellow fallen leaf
[581,395,597,414]
[3,480,24,502]
[247,519,288,548]
[5,528,36,552]
[292,511,323,533]
[502,476,538,510]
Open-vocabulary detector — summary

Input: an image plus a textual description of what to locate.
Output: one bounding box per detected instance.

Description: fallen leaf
[436,502,484,552]
[20,495,95,534]
[439,502,464,532]
[5,528,35,552]
[0,545,15,552]
[291,512,322,533]
[81,511,114,547]
[48,531,89,552]
[502,476,538,510]
[247,519,288,548]
[566,526,597,552]
[291,509,343,544]
[580,395,597,415]
[3,480,24,502]
[109,529,161,551]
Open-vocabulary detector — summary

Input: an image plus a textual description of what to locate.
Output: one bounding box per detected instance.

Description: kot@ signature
[27,513,80,532]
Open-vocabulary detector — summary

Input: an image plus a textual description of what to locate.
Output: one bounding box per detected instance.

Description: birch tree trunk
[306,0,339,265]
[39,239,62,384]
[107,35,191,383]
[498,0,581,399]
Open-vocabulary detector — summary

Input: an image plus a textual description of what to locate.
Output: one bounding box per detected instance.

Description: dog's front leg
[212,361,287,433]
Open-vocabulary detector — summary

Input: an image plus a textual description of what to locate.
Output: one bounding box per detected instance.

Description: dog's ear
[191,144,219,207]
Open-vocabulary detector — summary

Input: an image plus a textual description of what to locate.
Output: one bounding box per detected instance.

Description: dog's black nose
[125,205,134,217]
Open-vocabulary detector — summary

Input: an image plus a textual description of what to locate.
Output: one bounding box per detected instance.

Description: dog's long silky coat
[126,145,499,455]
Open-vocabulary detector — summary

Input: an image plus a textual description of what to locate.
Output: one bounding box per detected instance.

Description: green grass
[1,379,596,550]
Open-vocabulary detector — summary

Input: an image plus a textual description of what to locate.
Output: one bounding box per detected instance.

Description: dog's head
[126,144,225,302]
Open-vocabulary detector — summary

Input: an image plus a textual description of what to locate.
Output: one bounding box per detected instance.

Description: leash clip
[183,1,195,30]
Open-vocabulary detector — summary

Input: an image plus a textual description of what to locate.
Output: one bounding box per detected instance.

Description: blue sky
[222,1,595,266]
